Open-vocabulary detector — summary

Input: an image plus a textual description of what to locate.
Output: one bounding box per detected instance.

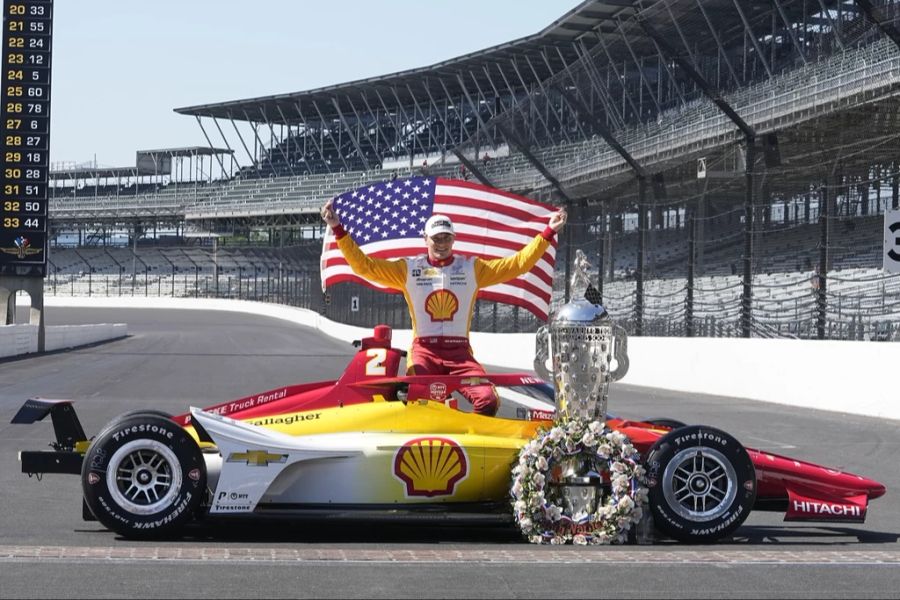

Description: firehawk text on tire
[81,415,206,539]
[645,425,756,543]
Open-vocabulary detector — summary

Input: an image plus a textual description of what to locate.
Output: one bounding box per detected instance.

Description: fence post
[817,181,829,340]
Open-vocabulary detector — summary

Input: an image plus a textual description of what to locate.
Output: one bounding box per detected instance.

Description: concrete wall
[32,296,899,422]
[0,321,127,358]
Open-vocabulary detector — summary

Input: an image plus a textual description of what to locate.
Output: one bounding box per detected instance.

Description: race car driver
[321,198,567,416]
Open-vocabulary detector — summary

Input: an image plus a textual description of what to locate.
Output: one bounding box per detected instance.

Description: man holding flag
[320,176,566,416]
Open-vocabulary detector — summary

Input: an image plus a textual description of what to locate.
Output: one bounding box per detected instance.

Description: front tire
[645,425,756,543]
[81,415,206,539]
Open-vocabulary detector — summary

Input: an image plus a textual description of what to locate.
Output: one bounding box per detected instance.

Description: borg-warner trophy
[533,250,630,522]
[534,249,629,422]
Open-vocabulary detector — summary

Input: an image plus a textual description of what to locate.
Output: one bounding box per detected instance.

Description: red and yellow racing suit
[332,223,555,415]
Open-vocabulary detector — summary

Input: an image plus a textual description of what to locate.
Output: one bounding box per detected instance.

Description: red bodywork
[173,325,886,523]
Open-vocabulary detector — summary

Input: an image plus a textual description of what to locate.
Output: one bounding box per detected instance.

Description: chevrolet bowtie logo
[227,450,288,466]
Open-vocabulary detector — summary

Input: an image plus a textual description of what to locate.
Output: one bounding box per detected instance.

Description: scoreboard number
[1,0,52,275]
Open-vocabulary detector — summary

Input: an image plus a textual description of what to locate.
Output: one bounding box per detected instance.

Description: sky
[48,1,583,170]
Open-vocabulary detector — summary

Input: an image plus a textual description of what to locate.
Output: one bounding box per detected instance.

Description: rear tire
[81,415,206,539]
[645,425,756,543]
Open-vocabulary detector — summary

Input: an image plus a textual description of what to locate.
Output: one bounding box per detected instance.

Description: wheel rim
[661,446,737,522]
[106,440,182,515]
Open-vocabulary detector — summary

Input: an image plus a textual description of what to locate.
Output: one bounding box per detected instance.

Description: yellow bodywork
[189,399,546,504]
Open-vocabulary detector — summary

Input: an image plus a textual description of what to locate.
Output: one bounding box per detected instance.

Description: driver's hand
[321,199,340,227]
[549,208,567,233]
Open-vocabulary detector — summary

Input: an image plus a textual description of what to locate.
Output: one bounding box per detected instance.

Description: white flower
[548,427,564,442]
[550,536,565,545]
[597,443,612,458]
[573,534,588,546]
[513,500,526,514]
[511,481,523,497]
[545,504,562,521]
[588,420,603,434]
[593,531,610,544]
[532,472,545,489]
[581,432,596,447]
[536,456,549,471]
[520,517,533,530]
[617,495,635,511]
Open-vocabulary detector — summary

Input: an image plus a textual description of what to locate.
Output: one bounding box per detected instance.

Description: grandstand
[45,0,900,341]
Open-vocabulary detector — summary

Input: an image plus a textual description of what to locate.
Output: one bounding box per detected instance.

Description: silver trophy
[534,250,628,423]
[536,250,631,521]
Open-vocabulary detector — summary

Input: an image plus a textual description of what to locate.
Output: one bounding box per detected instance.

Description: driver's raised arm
[322,199,406,290]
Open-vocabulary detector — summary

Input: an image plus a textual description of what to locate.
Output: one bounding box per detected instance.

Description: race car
[12,324,886,543]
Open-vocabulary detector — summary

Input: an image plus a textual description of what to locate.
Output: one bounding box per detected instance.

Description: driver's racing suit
[330,223,556,415]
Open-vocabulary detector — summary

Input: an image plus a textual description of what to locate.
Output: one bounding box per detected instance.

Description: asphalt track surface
[1,307,899,599]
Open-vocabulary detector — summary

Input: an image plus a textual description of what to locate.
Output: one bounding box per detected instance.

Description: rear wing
[11,398,88,475]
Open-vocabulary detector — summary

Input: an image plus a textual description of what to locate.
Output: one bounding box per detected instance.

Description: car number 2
[365,348,387,376]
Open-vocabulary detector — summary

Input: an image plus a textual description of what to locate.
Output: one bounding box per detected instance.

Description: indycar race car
[12,324,886,543]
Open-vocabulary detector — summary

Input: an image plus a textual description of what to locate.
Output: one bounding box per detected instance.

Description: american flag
[320,176,558,321]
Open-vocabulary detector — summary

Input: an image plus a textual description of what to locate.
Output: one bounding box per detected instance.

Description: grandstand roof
[50,166,138,180]
[173,0,639,123]
[136,146,234,158]
[173,0,825,127]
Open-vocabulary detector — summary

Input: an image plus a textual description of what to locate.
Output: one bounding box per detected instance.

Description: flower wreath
[510,419,648,545]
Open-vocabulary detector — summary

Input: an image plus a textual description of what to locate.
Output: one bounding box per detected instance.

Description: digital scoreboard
[1,0,52,276]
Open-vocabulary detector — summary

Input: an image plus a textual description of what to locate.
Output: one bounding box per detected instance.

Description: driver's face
[425,233,454,261]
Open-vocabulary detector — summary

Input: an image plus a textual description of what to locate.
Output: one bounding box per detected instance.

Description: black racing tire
[643,418,687,430]
[644,425,756,543]
[81,414,206,539]
[94,410,173,440]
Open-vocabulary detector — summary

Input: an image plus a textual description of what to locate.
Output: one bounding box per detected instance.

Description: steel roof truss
[616,18,662,116]
[388,87,421,160]
[275,104,304,174]
[665,2,700,72]
[636,16,755,139]
[594,31,641,123]
[211,117,238,179]
[293,102,331,175]
[509,58,549,145]
[259,107,296,178]
[195,117,228,178]
[574,39,626,130]
[421,79,454,156]
[467,69,506,150]
[529,52,579,143]
[373,89,406,160]
[773,0,809,65]
[553,45,608,140]
[855,0,900,50]
[816,0,846,50]
[541,48,590,139]
[311,99,351,172]
[229,115,262,178]
[360,92,394,162]
[331,97,371,171]
[696,0,742,89]
[731,0,774,78]
[405,83,438,160]
[455,73,498,151]
[345,95,384,166]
